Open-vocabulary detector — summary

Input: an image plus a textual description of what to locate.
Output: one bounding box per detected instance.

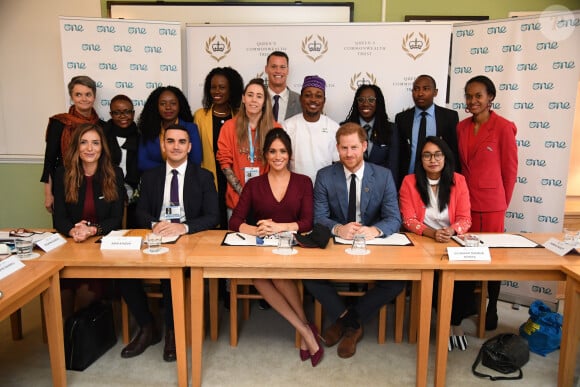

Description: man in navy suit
[395,74,459,187]
[119,124,219,362]
[304,122,405,359]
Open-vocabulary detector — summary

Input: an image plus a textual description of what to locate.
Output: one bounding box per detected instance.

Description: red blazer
[399,173,472,235]
[457,111,518,212]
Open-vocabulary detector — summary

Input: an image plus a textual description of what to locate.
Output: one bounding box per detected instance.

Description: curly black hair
[138,86,193,142]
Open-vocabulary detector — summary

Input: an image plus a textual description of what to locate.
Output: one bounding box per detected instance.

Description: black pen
[236,233,246,240]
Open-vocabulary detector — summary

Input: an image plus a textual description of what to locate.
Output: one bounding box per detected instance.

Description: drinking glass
[15,237,33,258]
[147,233,162,253]
[351,234,367,254]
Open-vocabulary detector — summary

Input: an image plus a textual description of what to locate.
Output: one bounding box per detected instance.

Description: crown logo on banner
[349,72,377,91]
[301,35,328,62]
[402,32,430,60]
[205,35,231,62]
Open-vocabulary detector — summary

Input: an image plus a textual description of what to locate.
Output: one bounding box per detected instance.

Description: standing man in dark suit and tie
[119,124,219,362]
[304,122,405,359]
[395,74,459,188]
[265,51,302,124]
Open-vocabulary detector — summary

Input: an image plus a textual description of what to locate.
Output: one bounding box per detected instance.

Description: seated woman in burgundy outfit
[399,136,475,352]
[53,123,125,319]
[229,128,323,366]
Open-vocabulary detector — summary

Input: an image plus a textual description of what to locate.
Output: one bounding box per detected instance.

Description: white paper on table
[106,230,129,237]
[452,233,538,248]
[447,246,491,262]
[222,232,280,246]
[101,236,142,250]
[334,233,412,246]
[543,238,576,256]
[0,256,25,280]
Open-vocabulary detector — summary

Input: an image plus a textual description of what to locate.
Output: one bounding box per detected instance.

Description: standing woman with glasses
[343,84,399,186]
[41,75,105,213]
[457,75,518,331]
[104,95,140,227]
[138,86,202,172]
[399,136,475,351]
[216,78,281,218]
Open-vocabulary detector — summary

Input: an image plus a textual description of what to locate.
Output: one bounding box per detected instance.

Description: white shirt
[268,87,289,124]
[284,113,340,183]
[160,160,187,224]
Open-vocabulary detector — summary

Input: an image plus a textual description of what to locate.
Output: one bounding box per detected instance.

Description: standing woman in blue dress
[137,86,202,172]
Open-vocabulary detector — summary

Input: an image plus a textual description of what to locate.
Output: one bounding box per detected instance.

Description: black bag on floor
[64,301,117,371]
[472,333,529,381]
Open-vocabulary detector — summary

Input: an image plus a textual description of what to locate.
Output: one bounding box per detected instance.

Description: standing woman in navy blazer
[137,86,202,172]
[457,75,518,331]
[53,123,125,319]
[342,84,399,185]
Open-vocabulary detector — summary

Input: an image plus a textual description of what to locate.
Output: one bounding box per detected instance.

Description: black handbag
[472,333,530,381]
[64,301,117,371]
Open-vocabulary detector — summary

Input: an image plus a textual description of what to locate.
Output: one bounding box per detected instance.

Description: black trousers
[118,279,173,330]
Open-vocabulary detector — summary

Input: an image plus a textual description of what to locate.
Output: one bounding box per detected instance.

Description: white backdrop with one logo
[60,16,182,119]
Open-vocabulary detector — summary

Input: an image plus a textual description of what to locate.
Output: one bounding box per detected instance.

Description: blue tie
[170,169,179,223]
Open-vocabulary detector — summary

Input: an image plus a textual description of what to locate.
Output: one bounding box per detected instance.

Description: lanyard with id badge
[244,124,260,183]
[163,203,183,222]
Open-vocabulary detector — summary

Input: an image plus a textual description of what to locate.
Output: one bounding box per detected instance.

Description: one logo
[159,28,177,36]
[81,44,101,52]
[516,139,530,147]
[96,25,115,33]
[301,35,328,62]
[115,81,134,89]
[520,23,542,31]
[525,159,547,167]
[499,83,518,91]
[487,26,507,34]
[470,47,489,55]
[536,41,558,50]
[553,61,575,69]
[64,24,84,32]
[523,195,543,204]
[128,27,147,35]
[66,61,86,69]
[544,140,566,149]
[98,63,117,70]
[532,82,554,90]
[453,66,472,74]
[541,178,562,187]
[501,44,522,53]
[113,45,132,53]
[529,121,550,129]
[505,211,525,219]
[484,65,503,73]
[516,176,528,184]
[502,280,519,288]
[516,63,538,71]
[455,29,474,37]
[537,215,559,224]
[513,102,534,109]
[145,82,163,89]
[144,46,162,54]
[349,72,376,91]
[130,64,148,71]
[205,35,231,62]
[548,102,571,109]
[452,102,467,110]
[402,32,430,60]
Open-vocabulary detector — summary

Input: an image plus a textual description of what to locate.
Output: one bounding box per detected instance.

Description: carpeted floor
[0,294,577,386]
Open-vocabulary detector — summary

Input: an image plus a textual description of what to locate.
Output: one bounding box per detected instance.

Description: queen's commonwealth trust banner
[186,23,452,122]
[449,11,580,233]
[59,17,182,118]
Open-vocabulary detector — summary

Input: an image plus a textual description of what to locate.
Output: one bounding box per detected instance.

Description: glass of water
[15,237,33,258]
[351,234,367,255]
[146,233,162,253]
[464,234,480,247]
[277,232,294,255]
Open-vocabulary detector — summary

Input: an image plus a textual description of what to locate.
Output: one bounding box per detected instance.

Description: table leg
[42,273,66,387]
[558,275,580,386]
[170,269,187,387]
[434,270,455,387]
[416,270,433,387]
[209,278,218,341]
[190,268,204,387]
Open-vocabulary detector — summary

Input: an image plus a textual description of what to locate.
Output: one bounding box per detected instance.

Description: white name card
[0,256,25,280]
[101,236,142,250]
[36,233,67,252]
[543,238,575,256]
[447,246,491,262]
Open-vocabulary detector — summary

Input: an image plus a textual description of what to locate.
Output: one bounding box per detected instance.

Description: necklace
[212,109,229,116]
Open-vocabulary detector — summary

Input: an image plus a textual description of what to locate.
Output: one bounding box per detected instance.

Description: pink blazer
[399,173,472,235]
[457,111,518,212]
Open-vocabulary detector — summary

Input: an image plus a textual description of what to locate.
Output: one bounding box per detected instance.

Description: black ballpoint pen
[236,233,246,240]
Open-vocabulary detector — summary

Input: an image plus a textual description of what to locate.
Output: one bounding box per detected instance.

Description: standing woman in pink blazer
[456,75,518,331]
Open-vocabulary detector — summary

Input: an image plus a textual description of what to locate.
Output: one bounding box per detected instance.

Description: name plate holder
[101,236,142,250]
[0,256,25,280]
[543,238,579,256]
[447,246,491,262]
[36,233,67,252]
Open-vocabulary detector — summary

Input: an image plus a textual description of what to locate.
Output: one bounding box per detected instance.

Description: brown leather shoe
[322,319,344,347]
[337,326,363,358]
[163,329,177,362]
[121,323,161,358]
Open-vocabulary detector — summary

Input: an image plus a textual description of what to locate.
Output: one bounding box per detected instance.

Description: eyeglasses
[421,151,444,161]
[356,97,377,105]
[110,109,135,117]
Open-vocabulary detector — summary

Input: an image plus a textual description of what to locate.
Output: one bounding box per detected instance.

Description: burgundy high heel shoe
[299,349,310,361]
[308,323,324,367]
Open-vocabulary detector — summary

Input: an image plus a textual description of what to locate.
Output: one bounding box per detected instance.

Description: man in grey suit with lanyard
[395,74,459,188]
[265,51,302,124]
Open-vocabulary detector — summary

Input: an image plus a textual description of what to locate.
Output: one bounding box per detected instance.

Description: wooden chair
[408,280,488,343]
[229,278,303,347]
[313,280,406,344]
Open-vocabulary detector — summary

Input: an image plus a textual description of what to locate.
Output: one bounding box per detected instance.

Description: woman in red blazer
[457,75,518,331]
[400,136,475,351]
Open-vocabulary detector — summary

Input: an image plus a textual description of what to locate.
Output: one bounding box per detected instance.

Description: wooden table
[0,260,65,386]
[188,230,438,387]
[429,233,576,387]
[559,264,580,386]
[40,230,191,387]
